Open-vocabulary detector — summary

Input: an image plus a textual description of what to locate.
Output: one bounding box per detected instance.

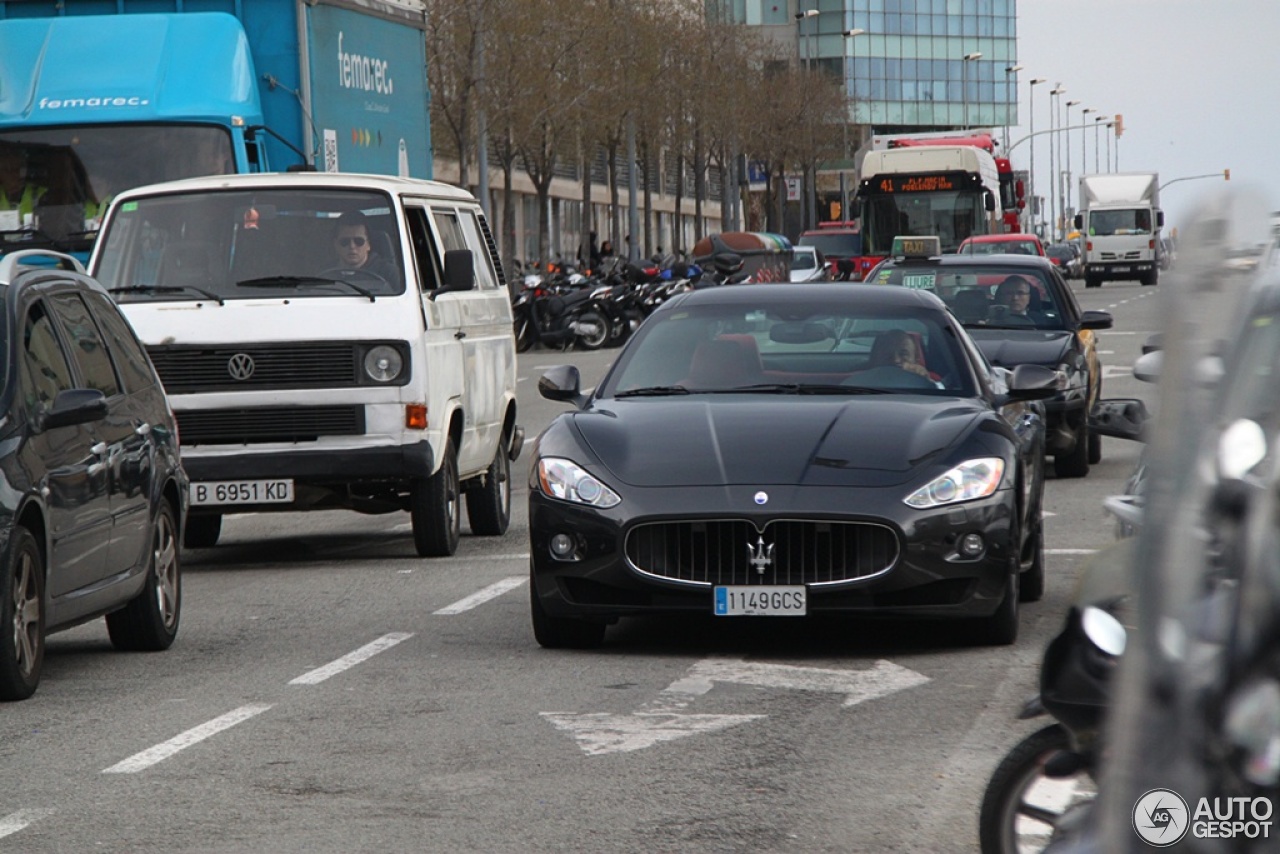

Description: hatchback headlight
[536,457,621,508]
[905,458,1005,509]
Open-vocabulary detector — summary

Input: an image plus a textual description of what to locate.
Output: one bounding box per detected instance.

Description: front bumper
[529,483,1017,623]
[1043,393,1090,454]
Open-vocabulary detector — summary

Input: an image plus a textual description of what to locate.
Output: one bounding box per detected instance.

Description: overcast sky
[1010,0,1279,232]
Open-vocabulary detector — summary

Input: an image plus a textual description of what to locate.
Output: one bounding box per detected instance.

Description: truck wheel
[411,439,461,557]
[183,514,221,549]
[1141,271,1158,286]
[1088,427,1102,465]
[1084,275,1101,289]
[107,500,181,652]
[0,526,44,701]
[466,432,512,536]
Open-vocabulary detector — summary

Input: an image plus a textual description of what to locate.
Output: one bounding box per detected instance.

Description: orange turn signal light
[405,404,427,430]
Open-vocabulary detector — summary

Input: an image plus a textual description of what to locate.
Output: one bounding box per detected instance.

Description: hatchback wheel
[108,500,181,651]
[0,526,44,701]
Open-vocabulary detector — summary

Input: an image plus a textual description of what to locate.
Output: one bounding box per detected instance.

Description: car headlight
[904,458,1005,509]
[536,457,622,508]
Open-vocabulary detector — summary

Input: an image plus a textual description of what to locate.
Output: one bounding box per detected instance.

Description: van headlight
[362,344,406,384]
[905,458,1004,508]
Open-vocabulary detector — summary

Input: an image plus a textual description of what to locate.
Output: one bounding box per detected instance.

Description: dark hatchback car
[529,284,1057,649]
[0,251,186,701]
[870,243,1112,478]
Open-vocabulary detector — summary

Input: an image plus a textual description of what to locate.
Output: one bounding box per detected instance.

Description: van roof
[110,171,480,204]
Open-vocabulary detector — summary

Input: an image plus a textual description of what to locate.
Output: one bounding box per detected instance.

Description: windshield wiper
[108,284,225,306]
[614,385,691,397]
[236,275,376,302]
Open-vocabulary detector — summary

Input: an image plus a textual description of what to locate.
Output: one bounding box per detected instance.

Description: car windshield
[792,251,817,270]
[93,188,406,301]
[875,265,1065,330]
[601,299,974,397]
[959,240,1039,256]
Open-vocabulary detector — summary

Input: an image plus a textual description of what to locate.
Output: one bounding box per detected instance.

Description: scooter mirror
[1219,418,1267,481]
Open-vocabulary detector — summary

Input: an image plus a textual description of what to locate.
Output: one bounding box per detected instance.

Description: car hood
[965,328,1074,368]
[571,396,988,488]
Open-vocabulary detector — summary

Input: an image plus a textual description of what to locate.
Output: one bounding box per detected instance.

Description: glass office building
[720,0,1019,131]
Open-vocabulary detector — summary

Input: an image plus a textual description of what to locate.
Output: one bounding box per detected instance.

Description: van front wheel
[411,440,461,557]
[466,433,512,536]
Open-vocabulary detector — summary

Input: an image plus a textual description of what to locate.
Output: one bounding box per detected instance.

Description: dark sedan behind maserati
[528,284,1057,649]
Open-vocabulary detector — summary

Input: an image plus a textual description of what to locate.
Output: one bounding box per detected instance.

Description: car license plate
[1114,266,1130,273]
[190,479,294,506]
[714,586,806,616]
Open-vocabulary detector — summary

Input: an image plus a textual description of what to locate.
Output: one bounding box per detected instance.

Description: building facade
[724,0,1019,133]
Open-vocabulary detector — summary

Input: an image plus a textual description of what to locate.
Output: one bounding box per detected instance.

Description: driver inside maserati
[330,211,398,283]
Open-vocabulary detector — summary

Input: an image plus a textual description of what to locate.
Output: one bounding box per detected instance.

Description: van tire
[412,439,461,557]
[466,433,512,536]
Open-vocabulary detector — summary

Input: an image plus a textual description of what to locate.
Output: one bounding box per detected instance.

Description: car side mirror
[1003,363,1059,401]
[1089,398,1149,441]
[433,249,476,299]
[39,388,108,432]
[1079,310,1113,330]
[538,365,587,408]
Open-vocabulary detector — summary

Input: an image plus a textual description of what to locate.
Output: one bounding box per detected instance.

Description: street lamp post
[1093,115,1106,173]
[1081,108,1095,178]
[794,8,819,232]
[1064,99,1080,235]
[1028,77,1046,235]
[1003,64,1023,150]
[963,52,982,129]
[1049,85,1064,241]
[1105,121,1113,171]
[839,28,867,226]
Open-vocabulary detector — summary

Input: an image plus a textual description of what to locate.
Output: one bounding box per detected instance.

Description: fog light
[959,533,985,557]
[550,533,576,559]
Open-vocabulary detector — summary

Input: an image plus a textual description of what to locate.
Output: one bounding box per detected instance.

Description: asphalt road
[1,277,1166,853]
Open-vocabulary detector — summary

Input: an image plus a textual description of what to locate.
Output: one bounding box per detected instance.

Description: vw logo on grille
[227,353,256,381]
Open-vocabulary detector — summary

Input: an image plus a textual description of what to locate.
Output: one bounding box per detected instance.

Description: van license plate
[714,586,806,616]
[191,480,295,506]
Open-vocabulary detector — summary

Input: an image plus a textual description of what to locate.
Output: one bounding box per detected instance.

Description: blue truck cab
[0,0,431,260]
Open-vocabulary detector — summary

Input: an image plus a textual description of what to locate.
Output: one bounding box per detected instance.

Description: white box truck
[1074,173,1164,287]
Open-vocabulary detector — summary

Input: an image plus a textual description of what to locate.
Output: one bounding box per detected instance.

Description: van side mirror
[984,190,995,213]
[1157,210,1165,228]
[440,249,476,295]
[1074,214,1083,229]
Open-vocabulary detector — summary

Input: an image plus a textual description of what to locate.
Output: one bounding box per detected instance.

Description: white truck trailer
[1074,173,1164,287]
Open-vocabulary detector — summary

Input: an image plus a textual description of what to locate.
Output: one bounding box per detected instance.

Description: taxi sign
[891,236,942,259]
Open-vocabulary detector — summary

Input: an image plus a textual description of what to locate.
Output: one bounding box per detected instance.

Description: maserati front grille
[624,519,899,587]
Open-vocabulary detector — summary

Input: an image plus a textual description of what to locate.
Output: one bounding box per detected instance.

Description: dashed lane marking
[102,704,273,774]
[434,577,527,614]
[0,809,55,839]
[289,632,415,686]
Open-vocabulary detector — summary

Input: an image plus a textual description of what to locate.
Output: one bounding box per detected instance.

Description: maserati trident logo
[227,353,256,381]
[747,535,775,576]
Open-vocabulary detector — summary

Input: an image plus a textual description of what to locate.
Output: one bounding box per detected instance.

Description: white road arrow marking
[0,809,54,839]
[541,712,763,756]
[544,657,929,755]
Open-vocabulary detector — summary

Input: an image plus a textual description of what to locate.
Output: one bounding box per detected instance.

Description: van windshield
[94,188,406,301]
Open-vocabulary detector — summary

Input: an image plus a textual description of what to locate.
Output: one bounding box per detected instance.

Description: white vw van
[90,173,521,557]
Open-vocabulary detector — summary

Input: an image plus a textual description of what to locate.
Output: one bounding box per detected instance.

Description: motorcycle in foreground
[977,538,1134,854]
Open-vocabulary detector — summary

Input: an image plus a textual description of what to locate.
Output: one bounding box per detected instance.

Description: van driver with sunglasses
[330,210,399,284]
